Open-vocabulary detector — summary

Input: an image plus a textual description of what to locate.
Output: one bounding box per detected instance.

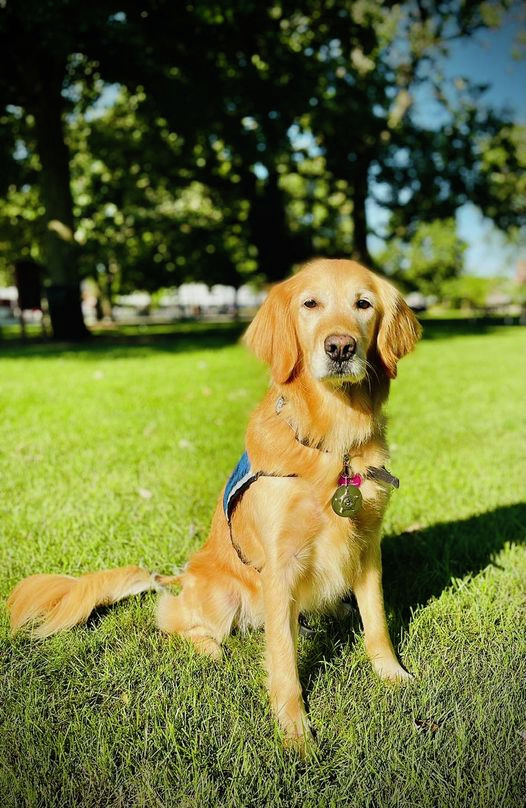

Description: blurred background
[0,0,524,340]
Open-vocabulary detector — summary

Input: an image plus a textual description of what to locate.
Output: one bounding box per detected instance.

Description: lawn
[1,322,525,808]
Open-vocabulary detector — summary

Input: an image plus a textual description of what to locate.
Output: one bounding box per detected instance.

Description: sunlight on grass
[0,325,525,807]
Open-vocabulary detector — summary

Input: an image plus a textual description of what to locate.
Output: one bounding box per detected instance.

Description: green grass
[1,323,525,808]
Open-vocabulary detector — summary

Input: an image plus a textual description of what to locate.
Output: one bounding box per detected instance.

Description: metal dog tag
[331,484,363,517]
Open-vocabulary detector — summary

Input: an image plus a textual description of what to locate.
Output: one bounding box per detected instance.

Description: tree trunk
[31,79,89,340]
[351,158,374,268]
[246,171,312,282]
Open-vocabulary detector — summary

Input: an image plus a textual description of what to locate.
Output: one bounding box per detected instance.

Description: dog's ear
[376,277,422,379]
[244,280,300,384]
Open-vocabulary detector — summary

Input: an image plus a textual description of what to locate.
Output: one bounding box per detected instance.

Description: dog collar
[275,395,400,496]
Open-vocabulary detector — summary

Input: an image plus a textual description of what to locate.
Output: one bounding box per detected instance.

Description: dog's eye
[303,299,318,309]
[356,299,372,310]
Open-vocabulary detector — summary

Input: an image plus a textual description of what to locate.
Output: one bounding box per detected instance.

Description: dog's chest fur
[295,472,389,612]
[244,386,391,613]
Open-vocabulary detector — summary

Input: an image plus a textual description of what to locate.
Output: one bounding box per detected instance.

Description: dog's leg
[156,569,240,660]
[253,479,322,754]
[262,566,312,753]
[157,501,264,658]
[353,539,412,682]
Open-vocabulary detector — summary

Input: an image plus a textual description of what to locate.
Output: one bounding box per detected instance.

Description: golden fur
[7,258,421,752]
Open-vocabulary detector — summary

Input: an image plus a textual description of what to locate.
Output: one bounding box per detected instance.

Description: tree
[441,275,498,309]
[69,87,259,298]
[0,0,521,312]
[133,0,520,276]
[477,123,526,233]
[0,106,44,274]
[0,1,124,337]
[378,218,467,295]
[0,1,192,335]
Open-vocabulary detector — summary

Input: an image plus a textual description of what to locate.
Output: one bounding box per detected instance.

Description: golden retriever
[8,258,421,752]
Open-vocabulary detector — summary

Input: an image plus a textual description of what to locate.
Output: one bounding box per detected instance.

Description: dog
[8,258,421,752]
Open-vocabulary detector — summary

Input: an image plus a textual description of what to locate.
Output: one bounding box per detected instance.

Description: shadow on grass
[419,317,523,341]
[382,501,525,620]
[0,321,248,360]
[300,502,526,685]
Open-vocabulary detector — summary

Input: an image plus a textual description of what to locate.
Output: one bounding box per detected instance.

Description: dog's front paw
[273,698,316,757]
[373,658,414,683]
[283,723,316,758]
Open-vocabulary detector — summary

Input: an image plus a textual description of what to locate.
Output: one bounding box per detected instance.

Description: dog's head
[244,258,422,385]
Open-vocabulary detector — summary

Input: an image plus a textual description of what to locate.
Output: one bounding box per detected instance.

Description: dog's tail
[7,566,181,639]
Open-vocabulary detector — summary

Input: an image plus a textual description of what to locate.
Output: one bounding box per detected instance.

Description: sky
[367,5,525,277]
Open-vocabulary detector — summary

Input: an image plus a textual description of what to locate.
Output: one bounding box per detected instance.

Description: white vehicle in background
[0,287,18,323]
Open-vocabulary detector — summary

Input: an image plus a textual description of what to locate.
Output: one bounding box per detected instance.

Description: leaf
[178,438,194,450]
[403,523,424,534]
[414,718,441,733]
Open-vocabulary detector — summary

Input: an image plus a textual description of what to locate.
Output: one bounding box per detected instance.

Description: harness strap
[224,451,296,570]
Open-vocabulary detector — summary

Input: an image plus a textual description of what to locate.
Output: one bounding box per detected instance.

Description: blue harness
[223,451,261,523]
[223,452,299,568]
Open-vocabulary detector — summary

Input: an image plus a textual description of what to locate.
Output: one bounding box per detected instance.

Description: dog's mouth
[321,357,367,385]
[311,353,367,385]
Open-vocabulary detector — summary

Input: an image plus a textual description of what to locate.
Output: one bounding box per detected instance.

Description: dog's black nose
[324,334,357,362]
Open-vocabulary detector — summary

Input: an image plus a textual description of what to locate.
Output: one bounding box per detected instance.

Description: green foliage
[379,218,467,294]
[0,107,44,274]
[478,123,526,232]
[441,275,498,308]
[70,88,257,293]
